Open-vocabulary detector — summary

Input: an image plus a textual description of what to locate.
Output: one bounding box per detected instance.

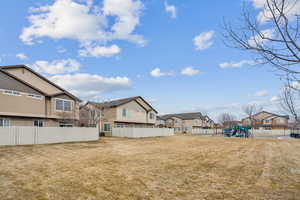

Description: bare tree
[223,0,300,78]
[242,103,263,131]
[280,80,300,124]
[79,105,102,127]
[218,113,237,128]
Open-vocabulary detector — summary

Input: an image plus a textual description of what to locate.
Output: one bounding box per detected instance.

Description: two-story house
[0,65,81,127]
[80,96,158,136]
[242,111,289,130]
[159,112,215,133]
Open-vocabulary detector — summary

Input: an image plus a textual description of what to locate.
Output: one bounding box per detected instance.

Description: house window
[34,120,44,127]
[149,113,155,119]
[59,122,73,127]
[122,108,127,117]
[64,101,71,111]
[264,119,271,124]
[276,119,284,124]
[116,124,124,128]
[28,94,43,99]
[56,99,72,112]
[0,119,10,127]
[3,90,21,96]
[104,123,111,131]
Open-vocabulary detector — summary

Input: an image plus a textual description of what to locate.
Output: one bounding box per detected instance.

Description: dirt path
[0,136,299,200]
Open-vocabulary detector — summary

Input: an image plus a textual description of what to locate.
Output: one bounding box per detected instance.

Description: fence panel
[0,127,99,146]
[112,128,174,138]
[192,129,223,135]
[252,129,290,136]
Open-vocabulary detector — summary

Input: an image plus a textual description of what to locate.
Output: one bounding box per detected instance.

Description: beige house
[80,96,158,135]
[0,65,81,127]
[242,111,289,130]
[158,112,215,133]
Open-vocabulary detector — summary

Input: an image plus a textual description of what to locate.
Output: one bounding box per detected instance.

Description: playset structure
[224,126,252,138]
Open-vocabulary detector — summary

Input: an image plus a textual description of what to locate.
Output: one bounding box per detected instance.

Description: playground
[224,126,252,138]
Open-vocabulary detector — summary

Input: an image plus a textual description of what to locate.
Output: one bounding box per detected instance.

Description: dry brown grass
[0,135,300,200]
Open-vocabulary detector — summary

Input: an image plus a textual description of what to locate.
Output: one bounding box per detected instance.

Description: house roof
[87,96,158,113]
[160,112,204,120]
[0,65,81,102]
[0,68,47,96]
[242,111,289,120]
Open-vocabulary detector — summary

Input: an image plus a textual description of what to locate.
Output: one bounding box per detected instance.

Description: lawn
[0,135,299,200]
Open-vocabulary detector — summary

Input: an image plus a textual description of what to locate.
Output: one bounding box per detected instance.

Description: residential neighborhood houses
[0,65,81,127]
[0,65,293,137]
[80,96,158,136]
[157,112,214,133]
[242,111,289,130]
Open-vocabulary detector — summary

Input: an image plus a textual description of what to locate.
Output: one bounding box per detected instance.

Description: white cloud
[102,0,145,45]
[252,0,300,24]
[193,31,215,51]
[270,96,280,103]
[29,59,80,74]
[220,60,256,68]
[20,0,107,45]
[255,90,269,97]
[181,67,201,76]
[79,44,121,57]
[16,53,28,60]
[248,29,274,46]
[20,0,145,53]
[291,81,300,89]
[49,73,132,98]
[164,1,177,19]
[150,68,174,77]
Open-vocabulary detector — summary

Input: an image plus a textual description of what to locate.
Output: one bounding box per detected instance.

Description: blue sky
[0,0,287,120]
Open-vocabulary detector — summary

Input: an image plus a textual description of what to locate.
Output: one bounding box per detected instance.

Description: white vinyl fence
[0,127,99,146]
[191,128,290,136]
[192,128,223,135]
[252,129,291,136]
[112,127,174,138]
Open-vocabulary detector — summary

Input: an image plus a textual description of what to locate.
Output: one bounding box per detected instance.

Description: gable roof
[0,65,81,102]
[0,68,47,96]
[160,112,204,120]
[242,111,289,120]
[87,96,158,113]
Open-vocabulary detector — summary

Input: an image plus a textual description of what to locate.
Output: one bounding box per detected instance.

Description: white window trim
[55,98,73,112]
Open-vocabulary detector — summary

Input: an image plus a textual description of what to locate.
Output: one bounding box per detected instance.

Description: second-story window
[122,108,127,117]
[149,113,155,119]
[64,100,71,112]
[3,90,21,96]
[56,99,72,112]
[276,119,284,124]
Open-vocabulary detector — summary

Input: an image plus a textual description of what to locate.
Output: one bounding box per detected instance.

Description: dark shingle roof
[88,96,158,113]
[160,112,204,120]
